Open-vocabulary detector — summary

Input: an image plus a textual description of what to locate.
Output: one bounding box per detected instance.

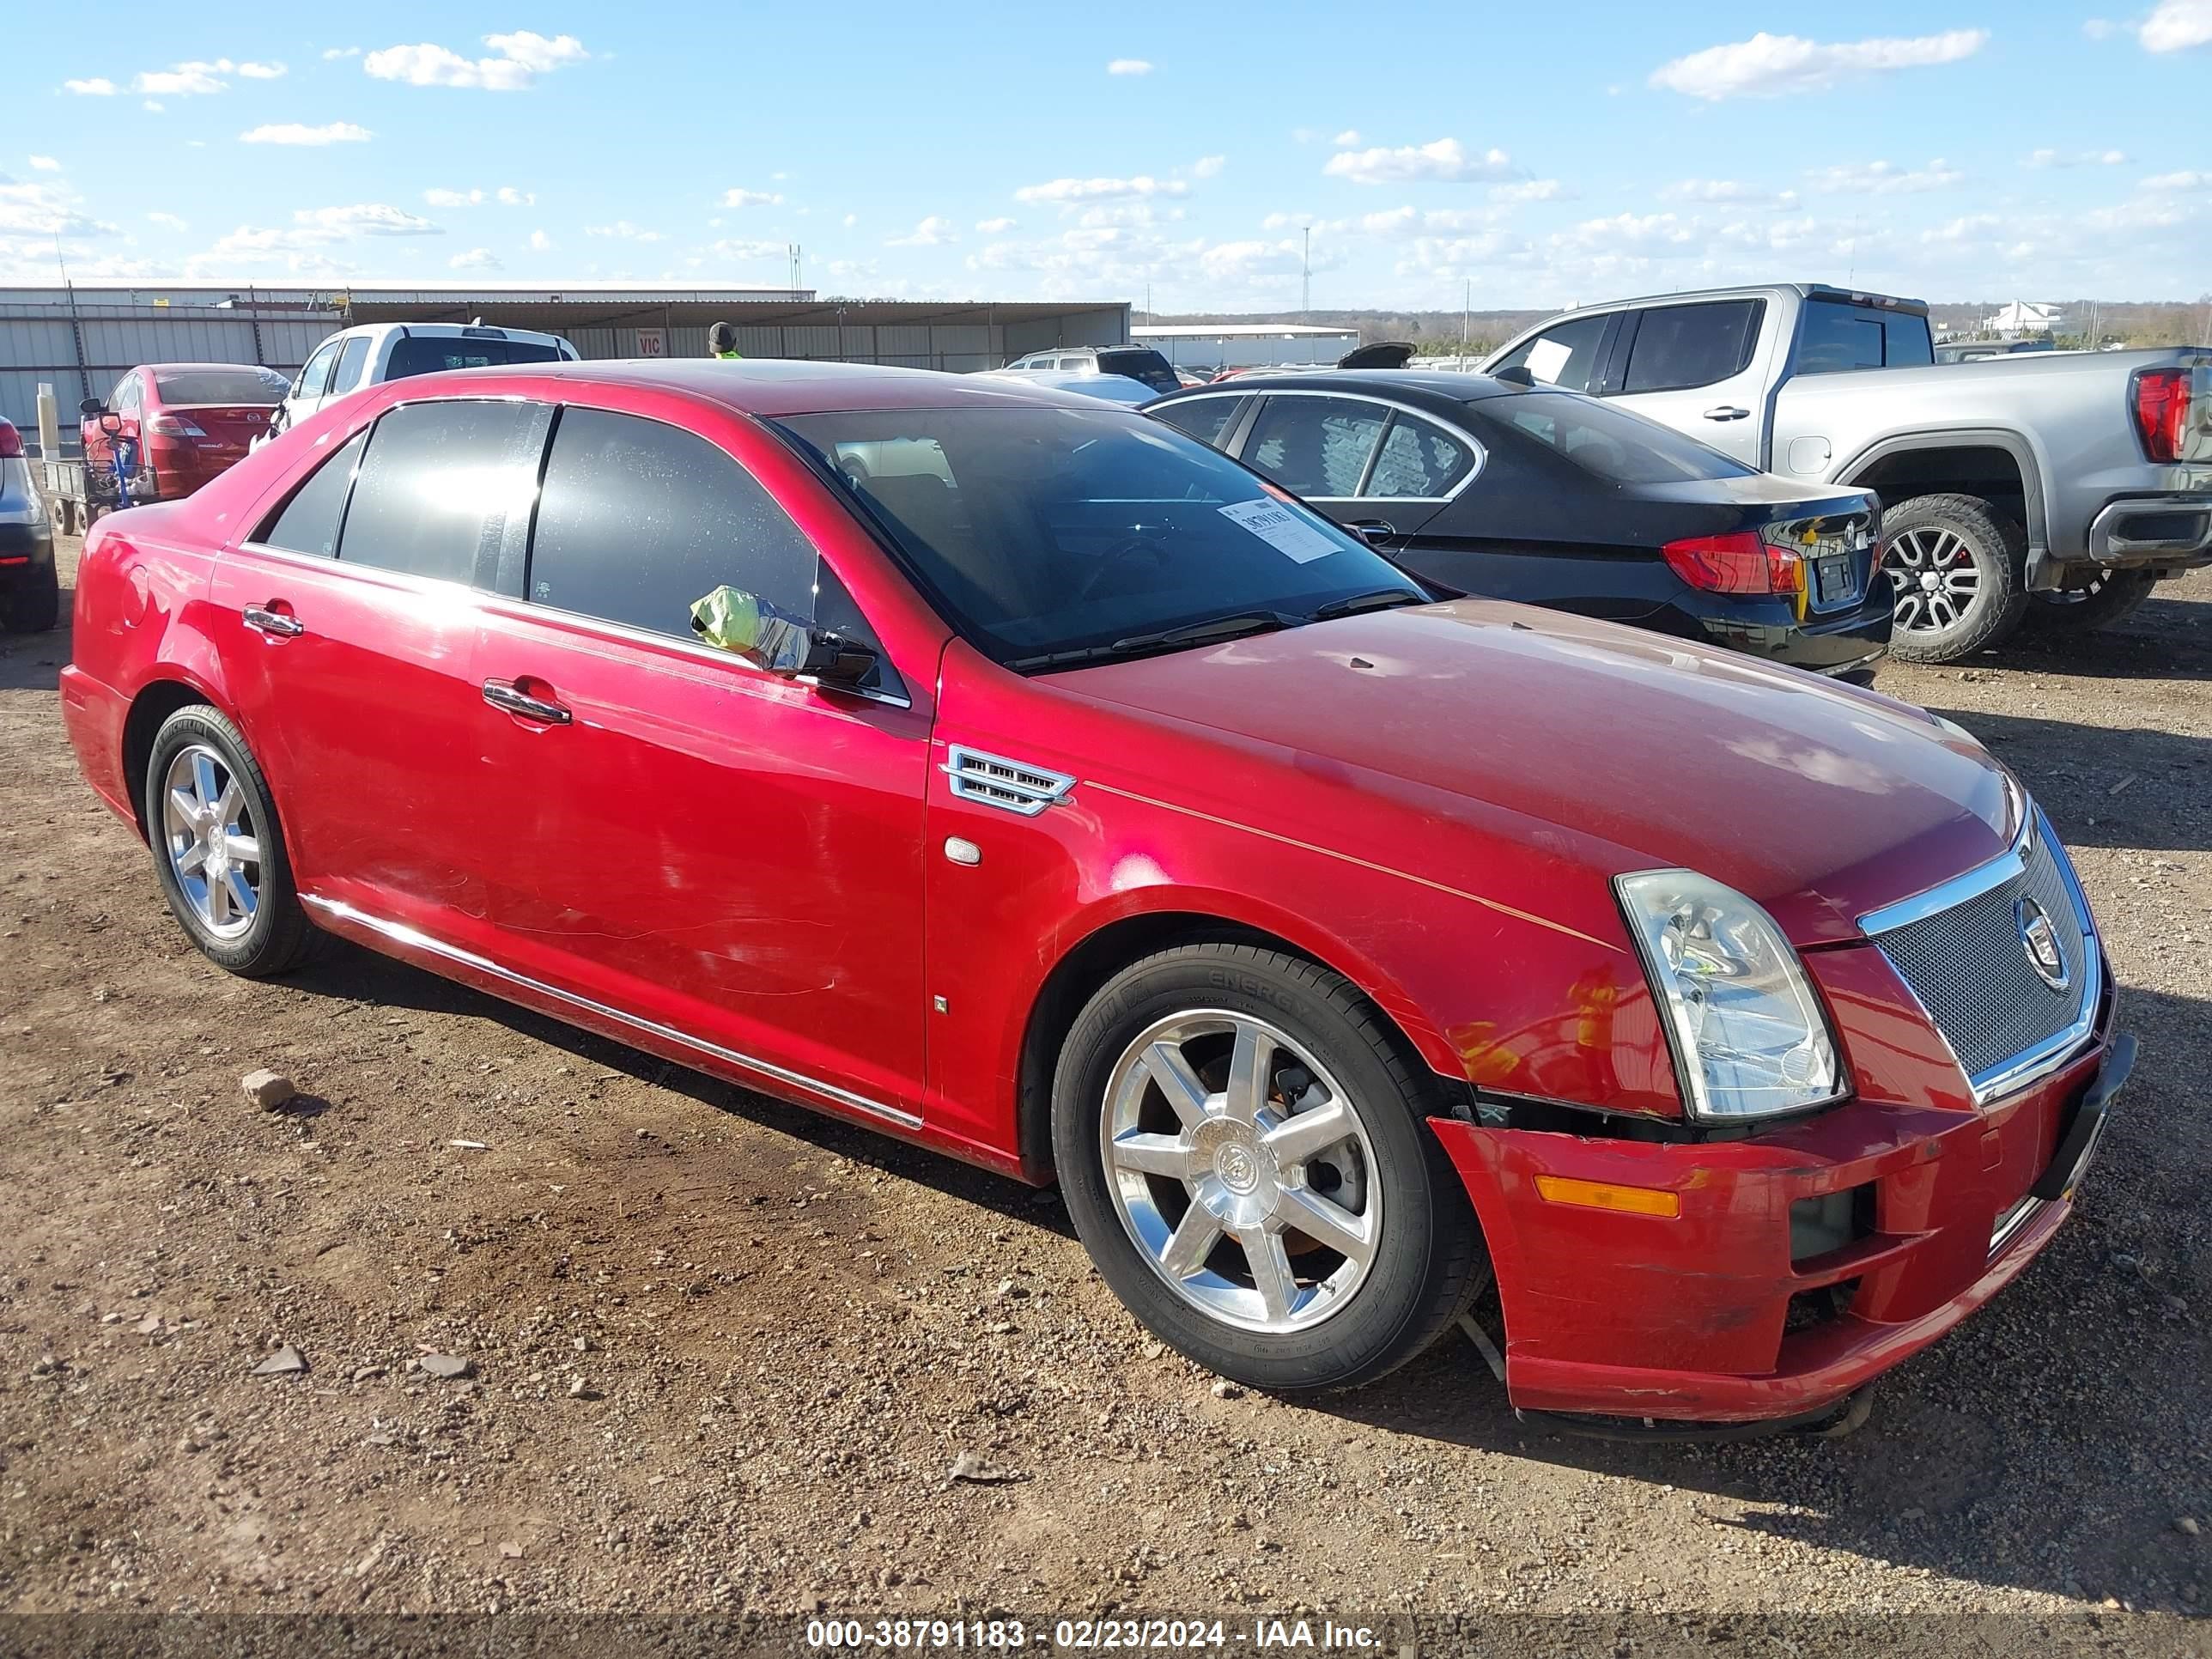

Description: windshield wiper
[1009,611,1297,671]
[1308,587,1427,622]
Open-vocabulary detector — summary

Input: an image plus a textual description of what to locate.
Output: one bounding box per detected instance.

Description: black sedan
[1146,372,1892,679]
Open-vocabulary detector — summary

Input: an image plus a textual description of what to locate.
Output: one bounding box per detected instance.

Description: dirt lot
[2,538,2208,1640]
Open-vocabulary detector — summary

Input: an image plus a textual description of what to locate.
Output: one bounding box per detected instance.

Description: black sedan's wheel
[1052,942,1483,1391]
[1880,494,2028,664]
[2024,568,2156,635]
[143,705,317,977]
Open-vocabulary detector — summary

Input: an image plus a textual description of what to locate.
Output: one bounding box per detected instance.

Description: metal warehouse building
[0,282,1133,433]
[1133,322,1362,373]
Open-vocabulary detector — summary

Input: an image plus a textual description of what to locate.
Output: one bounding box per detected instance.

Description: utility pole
[1302,227,1310,317]
[1460,278,1470,367]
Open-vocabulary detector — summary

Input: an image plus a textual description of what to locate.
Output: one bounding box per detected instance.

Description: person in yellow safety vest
[708,322,743,360]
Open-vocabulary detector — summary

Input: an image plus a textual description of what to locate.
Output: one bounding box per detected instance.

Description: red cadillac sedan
[60,362,2128,1428]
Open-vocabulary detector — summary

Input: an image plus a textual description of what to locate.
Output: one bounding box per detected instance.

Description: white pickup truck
[1484,284,2212,662]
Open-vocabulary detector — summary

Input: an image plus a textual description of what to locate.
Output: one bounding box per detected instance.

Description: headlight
[1614,870,1846,1121]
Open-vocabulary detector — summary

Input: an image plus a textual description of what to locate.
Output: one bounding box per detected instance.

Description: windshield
[386,337,566,380]
[1097,349,1181,393]
[778,405,1425,669]
[154,368,288,406]
[1470,392,1759,485]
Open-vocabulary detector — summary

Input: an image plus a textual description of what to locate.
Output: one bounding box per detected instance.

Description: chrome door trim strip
[301,895,925,1130]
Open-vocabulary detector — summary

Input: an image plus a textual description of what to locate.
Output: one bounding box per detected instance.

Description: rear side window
[255,430,368,557]
[385,336,565,380]
[1475,392,1759,484]
[1490,313,1608,393]
[1620,301,1763,393]
[1364,414,1475,497]
[1797,302,1936,374]
[1244,396,1388,497]
[527,406,817,637]
[1148,396,1243,450]
[338,400,546,585]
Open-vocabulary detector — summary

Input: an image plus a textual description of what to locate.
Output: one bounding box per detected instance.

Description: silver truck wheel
[1880,494,2028,663]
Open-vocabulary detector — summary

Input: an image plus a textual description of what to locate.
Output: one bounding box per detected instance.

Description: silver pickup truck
[1483,283,2212,662]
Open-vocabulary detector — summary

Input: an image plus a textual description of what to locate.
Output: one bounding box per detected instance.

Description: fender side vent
[942,746,1075,817]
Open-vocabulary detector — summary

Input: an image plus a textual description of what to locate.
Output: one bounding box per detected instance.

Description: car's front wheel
[1052,942,1483,1391]
[142,705,317,977]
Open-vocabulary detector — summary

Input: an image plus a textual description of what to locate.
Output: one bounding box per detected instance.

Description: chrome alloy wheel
[1884,526,1983,634]
[1099,1011,1381,1334]
[161,744,263,939]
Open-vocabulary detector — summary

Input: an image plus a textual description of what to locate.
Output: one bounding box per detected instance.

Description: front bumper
[1431,1024,2126,1425]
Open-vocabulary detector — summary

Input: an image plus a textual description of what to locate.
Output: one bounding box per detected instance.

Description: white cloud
[134,59,244,96]
[426,188,483,206]
[1920,213,2003,245]
[1106,58,1153,76]
[887,215,957,246]
[63,78,116,95]
[2082,18,2117,38]
[723,188,785,208]
[1334,130,1361,148]
[1198,239,1310,283]
[1014,174,1189,204]
[1804,159,1964,195]
[2027,148,2128,167]
[322,46,362,60]
[529,229,552,252]
[2139,0,2212,50]
[711,238,785,261]
[1322,137,1515,185]
[241,122,371,146]
[842,212,859,228]
[975,216,1017,233]
[585,221,661,240]
[1260,212,1311,230]
[28,155,62,173]
[1650,30,1988,100]
[143,101,164,113]
[449,246,501,270]
[1662,178,1798,205]
[237,62,287,80]
[2141,170,2208,191]
[496,186,532,207]
[294,203,441,236]
[0,179,118,239]
[148,211,188,231]
[1191,155,1225,179]
[1491,179,1566,204]
[364,32,587,90]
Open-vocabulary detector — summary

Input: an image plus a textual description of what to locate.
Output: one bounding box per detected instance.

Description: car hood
[1046,600,2017,945]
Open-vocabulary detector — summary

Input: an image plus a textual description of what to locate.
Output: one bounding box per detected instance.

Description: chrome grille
[941,745,1075,817]
[1867,817,2096,1100]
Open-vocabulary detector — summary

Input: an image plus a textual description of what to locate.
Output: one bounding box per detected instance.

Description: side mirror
[79,397,106,418]
[688,586,880,690]
[98,412,126,437]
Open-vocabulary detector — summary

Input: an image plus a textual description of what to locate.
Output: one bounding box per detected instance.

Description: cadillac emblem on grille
[2016,896,2069,993]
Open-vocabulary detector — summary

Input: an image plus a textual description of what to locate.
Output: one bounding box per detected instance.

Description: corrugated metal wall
[0,303,338,432]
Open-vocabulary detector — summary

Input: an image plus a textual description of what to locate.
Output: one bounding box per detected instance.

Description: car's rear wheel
[1052,942,1482,1391]
[143,705,316,977]
[2,560,59,634]
[2024,568,2157,635]
[1880,494,2028,663]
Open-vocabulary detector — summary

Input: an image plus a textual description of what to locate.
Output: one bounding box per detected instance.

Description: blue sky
[5,2,2208,311]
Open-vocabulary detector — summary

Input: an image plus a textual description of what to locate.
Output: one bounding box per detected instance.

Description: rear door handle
[1347,520,1396,545]
[241,605,304,637]
[482,678,571,725]
[1703,405,1751,422]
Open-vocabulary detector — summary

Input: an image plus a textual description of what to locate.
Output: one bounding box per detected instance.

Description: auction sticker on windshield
[1218,497,1341,563]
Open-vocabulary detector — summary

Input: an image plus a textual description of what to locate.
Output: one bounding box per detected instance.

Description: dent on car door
[207,399,544,945]
[467,404,934,1120]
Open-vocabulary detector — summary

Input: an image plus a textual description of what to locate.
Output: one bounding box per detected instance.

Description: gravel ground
[1,538,2207,1643]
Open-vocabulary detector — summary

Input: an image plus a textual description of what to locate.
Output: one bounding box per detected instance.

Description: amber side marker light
[1534,1176,1680,1218]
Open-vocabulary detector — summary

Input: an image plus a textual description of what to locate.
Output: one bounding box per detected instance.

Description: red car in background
[58,362,2129,1430]
[80,362,289,503]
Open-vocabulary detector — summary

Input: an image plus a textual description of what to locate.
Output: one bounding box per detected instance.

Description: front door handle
[1703,405,1751,422]
[482,678,571,725]
[241,605,304,638]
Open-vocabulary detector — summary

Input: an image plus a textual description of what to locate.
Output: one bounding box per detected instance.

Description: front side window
[337,400,544,585]
[1473,392,1758,485]
[779,404,1424,669]
[1364,414,1475,498]
[255,431,368,557]
[330,337,374,397]
[1245,397,1388,498]
[1490,313,1608,392]
[1620,300,1764,393]
[528,406,817,637]
[295,342,342,400]
[1148,396,1243,449]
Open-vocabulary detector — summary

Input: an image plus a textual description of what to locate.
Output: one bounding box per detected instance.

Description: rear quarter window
[1475,392,1758,485]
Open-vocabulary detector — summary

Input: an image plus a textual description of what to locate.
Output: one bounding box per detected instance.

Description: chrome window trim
[1859,806,2103,1108]
[1229,387,1490,504]
[301,895,923,1130]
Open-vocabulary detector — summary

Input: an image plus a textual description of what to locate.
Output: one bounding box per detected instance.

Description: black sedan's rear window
[1468,392,1758,485]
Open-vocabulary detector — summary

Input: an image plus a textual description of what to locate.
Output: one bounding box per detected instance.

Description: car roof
[1152,369,1528,407]
[388,358,1135,417]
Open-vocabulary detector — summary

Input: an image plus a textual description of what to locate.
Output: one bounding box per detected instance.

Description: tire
[2024,568,2156,635]
[141,705,317,977]
[1052,941,1483,1392]
[2,560,59,634]
[1880,494,2028,664]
